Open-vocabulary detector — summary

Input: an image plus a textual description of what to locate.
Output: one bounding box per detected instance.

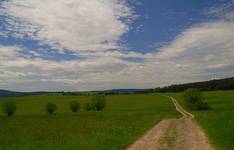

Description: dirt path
[127,95,214,150]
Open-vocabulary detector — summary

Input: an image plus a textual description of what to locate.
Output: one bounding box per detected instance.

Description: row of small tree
[46,95,107,114]
[2,95,106,117]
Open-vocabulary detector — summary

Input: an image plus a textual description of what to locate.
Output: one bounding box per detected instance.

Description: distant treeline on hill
[61,89,154,96]
[0,90,25,97]
[154,77,234,93]
[0,90,46,98]
[1,77,234,97]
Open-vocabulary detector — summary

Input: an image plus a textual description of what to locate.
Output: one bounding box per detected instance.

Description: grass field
[170,90,234,150]
[0,94,180,150]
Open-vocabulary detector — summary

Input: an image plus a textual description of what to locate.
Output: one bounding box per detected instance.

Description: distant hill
[0,90,47,98]
[1,77,234,97]
[101,89,154,95]
[0,88,154,97]
[0,90,25,97]
[154,77,234,93]
[61,89,153,96]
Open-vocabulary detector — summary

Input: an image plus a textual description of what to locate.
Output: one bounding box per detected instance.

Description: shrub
[91,95,106,111]
[84,102,93,111]
[69,101,80,112]
[46,102,57,114]
[183,88,210,110]
[2,102,16,116]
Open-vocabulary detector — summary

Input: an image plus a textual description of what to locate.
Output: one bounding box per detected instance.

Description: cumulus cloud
[0,45,22,59]
[0,0,135,52]
[159,1,234,78]
[0,47,142,91]
[154,20,234,82]
[0,1,234,91]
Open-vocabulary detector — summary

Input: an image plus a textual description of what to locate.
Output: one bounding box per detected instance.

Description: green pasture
[170,91,234,150]
[0,94,179,150]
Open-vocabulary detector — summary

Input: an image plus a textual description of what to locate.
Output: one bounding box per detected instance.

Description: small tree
[91,95,106,111]
[46,102,57,114]
[69,101,80,112]
[84,102,93,111]
[183,88,210,110]
[2,102,16,117]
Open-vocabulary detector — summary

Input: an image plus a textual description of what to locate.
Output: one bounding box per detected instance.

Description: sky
[0,0,234,92]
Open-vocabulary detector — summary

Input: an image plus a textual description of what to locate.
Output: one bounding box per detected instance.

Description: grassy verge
[169,90,234,150]
[0,94,179,150]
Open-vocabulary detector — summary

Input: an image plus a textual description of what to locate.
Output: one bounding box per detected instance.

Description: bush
[46,102,57,114]
[183,88,210,110]
[84,102,93,111]
[2,102,16,116]
[91,95,106,111]
[69,101,80,112]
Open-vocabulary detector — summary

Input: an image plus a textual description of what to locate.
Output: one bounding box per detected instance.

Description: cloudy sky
[0,0,233,92]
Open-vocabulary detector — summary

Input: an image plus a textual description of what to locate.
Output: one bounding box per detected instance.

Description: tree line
[154,77,234,93]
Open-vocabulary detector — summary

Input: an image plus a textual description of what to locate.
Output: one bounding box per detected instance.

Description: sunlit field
[0,94,179,150]
[170,91,234,150]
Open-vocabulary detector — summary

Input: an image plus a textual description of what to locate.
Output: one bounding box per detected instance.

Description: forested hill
[0,90,46,98]
[154,77,234,93]
[0,90,25,97]
[1,77,234,97]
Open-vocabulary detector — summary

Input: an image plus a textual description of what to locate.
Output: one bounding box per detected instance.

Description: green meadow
[0,94,180,150]
[170,90,234,150]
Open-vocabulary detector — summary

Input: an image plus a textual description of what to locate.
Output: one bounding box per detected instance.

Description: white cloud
[0,0,135,52]
[154,20,234,81]
[157,21,234,61]
[0,1,234,91]
[206,0,234,20]
[0,45,22,59]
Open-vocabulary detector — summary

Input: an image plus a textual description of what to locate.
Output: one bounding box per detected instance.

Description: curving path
[127,95,214,150]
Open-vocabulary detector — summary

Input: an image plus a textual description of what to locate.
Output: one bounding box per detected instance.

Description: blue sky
[124,0,231,53]
[0,0,234,91]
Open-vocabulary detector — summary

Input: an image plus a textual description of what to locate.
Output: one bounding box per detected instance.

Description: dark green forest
[154,77,234,93]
